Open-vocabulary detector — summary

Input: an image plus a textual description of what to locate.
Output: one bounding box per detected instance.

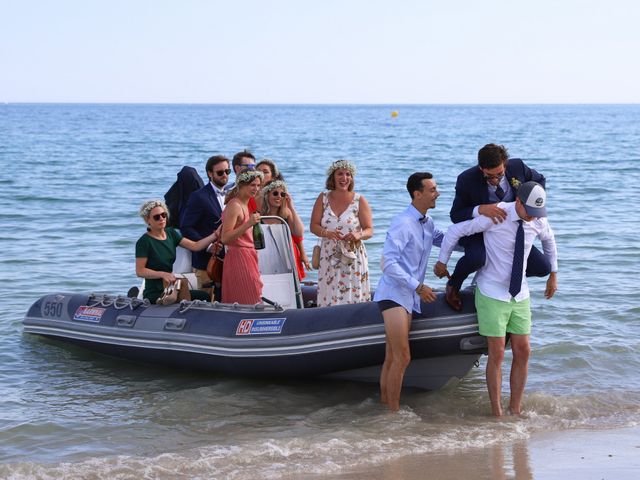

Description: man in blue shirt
[374,172,444,411]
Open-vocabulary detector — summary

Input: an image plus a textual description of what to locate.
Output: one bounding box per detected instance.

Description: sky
[1,0,639,104]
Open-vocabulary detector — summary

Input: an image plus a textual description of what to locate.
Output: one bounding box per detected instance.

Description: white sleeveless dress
[317,192,371,307]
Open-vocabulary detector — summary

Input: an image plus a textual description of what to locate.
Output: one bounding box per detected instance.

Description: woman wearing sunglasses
[135,200,219,304]
[260,180,311,280]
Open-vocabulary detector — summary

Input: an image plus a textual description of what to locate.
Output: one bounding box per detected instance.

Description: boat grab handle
[164,318,186,331]
[116,315,137,328]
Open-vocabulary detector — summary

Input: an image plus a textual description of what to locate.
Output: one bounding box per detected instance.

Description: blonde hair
[260,180,288,216]
[139,199,168,221]
[225,168,264,204]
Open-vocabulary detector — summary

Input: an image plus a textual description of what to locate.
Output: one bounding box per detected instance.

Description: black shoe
[445,283,462,311]
[127,286,139,298]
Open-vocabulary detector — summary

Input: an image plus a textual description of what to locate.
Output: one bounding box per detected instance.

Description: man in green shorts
[434,181,558,416]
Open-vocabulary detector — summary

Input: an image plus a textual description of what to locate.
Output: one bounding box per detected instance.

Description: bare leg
[508,334,531,414]
[380,307,411,411]
[380,340,393,405]
[486,336,506,417]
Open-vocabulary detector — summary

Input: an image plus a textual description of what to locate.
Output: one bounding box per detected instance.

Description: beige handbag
[311,240,321,270]
[159,277,192,305]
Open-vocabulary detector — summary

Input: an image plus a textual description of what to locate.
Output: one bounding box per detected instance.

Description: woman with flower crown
[221,168,264,304]
[135,199,219,304]
[256,159,302,226]
[310,160,373,306]
[260,179,311,280]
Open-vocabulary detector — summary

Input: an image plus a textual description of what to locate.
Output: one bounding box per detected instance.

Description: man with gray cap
[434,181,558,417]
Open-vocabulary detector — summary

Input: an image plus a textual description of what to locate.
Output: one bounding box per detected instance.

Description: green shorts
[474,288,531,337]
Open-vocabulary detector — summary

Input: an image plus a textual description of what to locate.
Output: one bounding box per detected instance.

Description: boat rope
[87,294,149,310]
[175,299,284,313]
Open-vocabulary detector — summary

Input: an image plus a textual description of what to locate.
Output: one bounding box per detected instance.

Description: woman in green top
[135,199,219,304]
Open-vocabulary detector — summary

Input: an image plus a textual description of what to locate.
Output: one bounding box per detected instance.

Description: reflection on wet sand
[330,440,533,480]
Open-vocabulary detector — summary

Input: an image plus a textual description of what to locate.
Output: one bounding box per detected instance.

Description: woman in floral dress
[310,160,373,306]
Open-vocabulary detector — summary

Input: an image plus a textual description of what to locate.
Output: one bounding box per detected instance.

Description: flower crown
[326,160,356,177]
[262,180,288,197]
[139,199,167,219]
[236,170,264,184]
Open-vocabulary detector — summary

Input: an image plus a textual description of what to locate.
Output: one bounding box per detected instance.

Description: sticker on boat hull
[236,318,286,335]
[73,306,106,323]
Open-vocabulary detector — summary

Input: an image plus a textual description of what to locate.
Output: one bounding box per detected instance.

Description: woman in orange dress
[221,168,264,304]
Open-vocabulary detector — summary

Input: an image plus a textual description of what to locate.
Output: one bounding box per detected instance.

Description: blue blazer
[450,158,545,224]
[180,183,223,270]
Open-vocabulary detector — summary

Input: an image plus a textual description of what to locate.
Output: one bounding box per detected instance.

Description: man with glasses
[180,155,231,295]
[226,150,257,192]
[445,144,550,310]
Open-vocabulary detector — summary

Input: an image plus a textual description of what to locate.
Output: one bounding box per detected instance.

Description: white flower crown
[326,160,356,177]
[236,170,264,184]
[139,199,167,219]
[262,180,288,196]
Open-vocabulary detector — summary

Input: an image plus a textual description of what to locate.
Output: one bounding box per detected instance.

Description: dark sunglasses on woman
[152,212,167,221]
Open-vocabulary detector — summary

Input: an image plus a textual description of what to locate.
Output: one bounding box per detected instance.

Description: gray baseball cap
[516,181,547,217]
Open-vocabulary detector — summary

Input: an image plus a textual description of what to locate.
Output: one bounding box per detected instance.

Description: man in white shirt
[434,181,558,417]
[374,172,442,411]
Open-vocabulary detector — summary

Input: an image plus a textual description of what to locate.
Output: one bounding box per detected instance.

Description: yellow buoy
[391,110,399,118]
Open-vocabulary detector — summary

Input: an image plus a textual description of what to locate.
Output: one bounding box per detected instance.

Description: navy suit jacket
[180,183,223,270]
[450,158,545,224]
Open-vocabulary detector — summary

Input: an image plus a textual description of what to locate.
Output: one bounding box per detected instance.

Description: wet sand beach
[327,426,640,480]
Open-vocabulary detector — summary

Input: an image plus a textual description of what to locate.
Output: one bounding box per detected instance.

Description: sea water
[0,104,639,478]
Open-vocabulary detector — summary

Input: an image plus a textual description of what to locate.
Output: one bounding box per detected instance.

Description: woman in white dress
[310,160,373,306]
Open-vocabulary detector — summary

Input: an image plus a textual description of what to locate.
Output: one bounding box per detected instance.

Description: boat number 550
[43,301,63,318]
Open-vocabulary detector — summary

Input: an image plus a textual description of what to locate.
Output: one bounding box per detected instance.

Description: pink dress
[221,201,263,304]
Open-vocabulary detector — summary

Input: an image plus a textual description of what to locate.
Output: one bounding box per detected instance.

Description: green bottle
[253,222,265,250]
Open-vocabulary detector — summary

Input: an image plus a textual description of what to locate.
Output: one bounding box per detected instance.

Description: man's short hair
[205,155,229,173]
[232,150,255,169]
[406,172,433,199]
[478,144,509,169]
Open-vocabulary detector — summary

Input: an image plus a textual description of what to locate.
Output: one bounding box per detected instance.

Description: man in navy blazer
[445,144,551,310]
[180,155,230,294]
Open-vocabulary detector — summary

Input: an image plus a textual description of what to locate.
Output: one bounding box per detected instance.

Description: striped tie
[495,185,505,200]
[509,220,525,298]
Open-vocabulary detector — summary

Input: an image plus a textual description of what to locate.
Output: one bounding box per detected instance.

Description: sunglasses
[215,168,231,177]
[271,191,286,198]
[152,212,167,221]
[483,173,504,181]
[242,163,256,170]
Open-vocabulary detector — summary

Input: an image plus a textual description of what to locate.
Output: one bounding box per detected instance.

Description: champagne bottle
[253,222,265,250]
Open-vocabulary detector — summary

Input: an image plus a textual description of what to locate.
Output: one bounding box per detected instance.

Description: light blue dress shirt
[374,205,444,314]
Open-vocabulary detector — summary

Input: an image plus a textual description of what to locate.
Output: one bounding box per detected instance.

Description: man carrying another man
[435,181,558,416]
[446,144,550,310]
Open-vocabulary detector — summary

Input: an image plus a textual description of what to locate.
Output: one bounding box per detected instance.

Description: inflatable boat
[22,219,486,390]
